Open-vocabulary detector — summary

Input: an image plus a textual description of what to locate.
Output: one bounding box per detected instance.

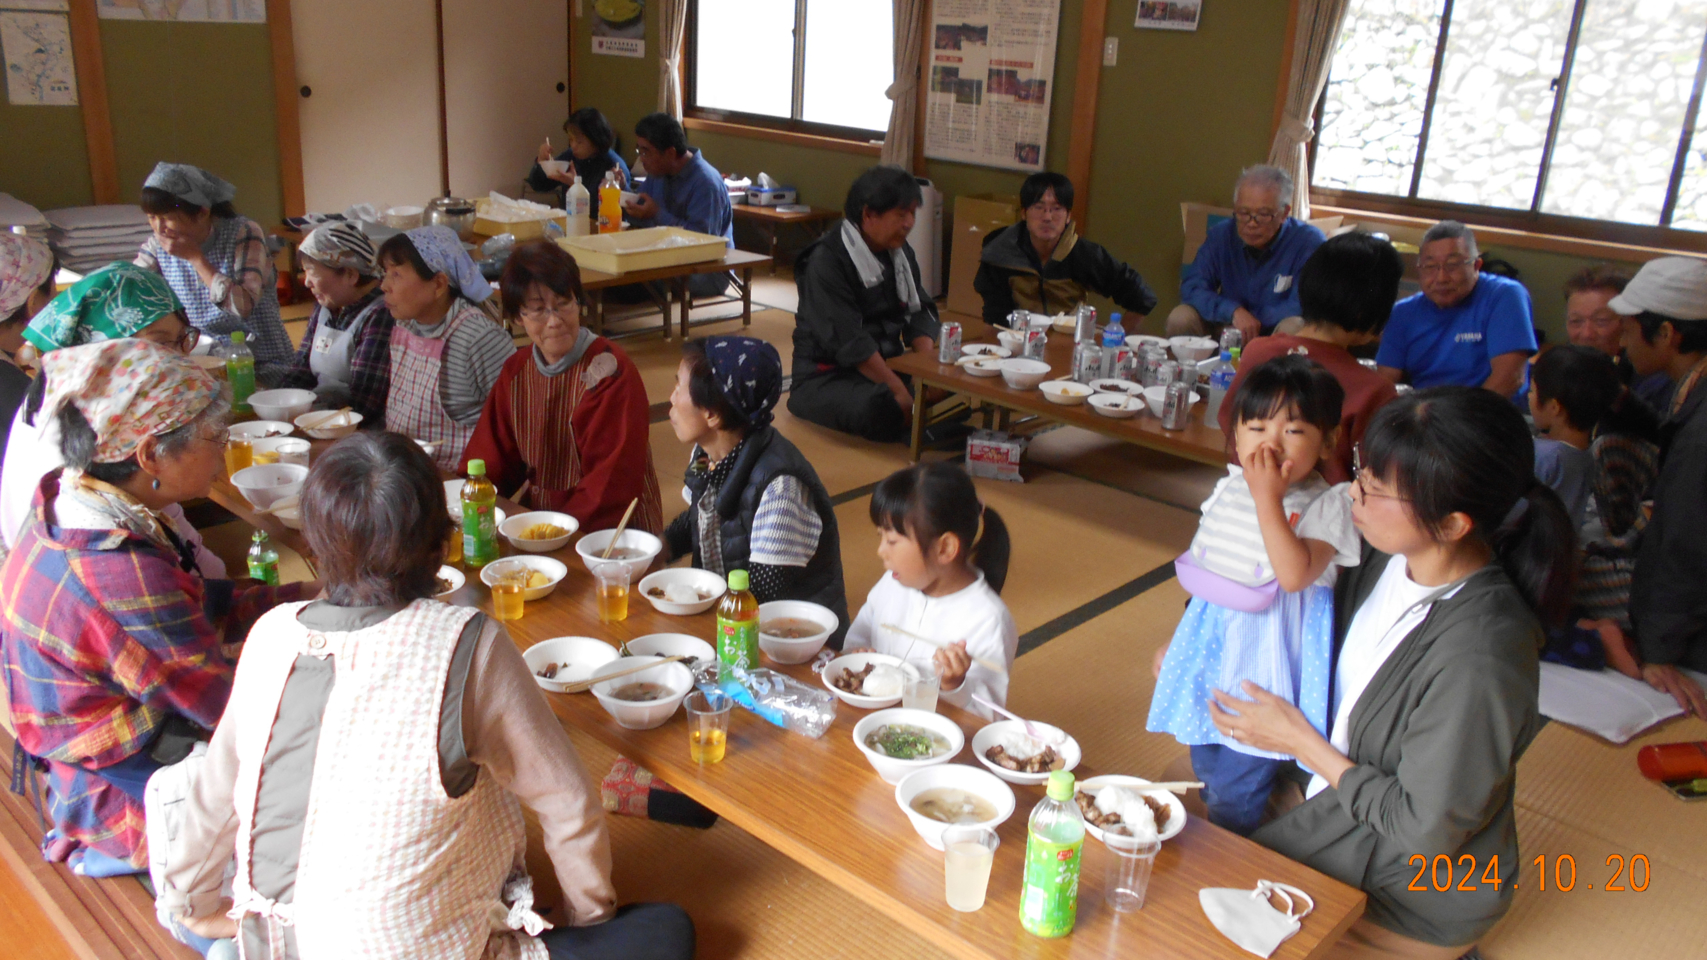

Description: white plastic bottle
[565,173,590,236]
[1204,348,1239,422]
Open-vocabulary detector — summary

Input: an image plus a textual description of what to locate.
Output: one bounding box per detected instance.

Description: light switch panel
[1103,37,1118,67]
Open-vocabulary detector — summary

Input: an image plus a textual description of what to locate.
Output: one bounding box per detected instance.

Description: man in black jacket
[974,172,1156,327]
[1620,256,1707,717]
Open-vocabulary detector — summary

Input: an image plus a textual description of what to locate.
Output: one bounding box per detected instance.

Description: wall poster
[2,9,76,106]
[590,0,644,58]
[924,0,1060,173]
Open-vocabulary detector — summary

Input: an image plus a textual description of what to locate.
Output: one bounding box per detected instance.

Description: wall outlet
[1103,37,1118,67]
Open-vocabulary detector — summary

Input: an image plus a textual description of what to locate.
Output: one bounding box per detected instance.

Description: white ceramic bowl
[525,636,621,693]
[996,329,1026,353]
[589,655,694,729]
[895,764,1017,849]
[636,568,726,615]
[1125,334,1169,351]
[960,343,1011,359]
[480,555,569,601]
[1089,378,1142,397]
[500,511,579,553]
[1075,774,1188,843]
[970,720,1083,786]
[229,420,294,442]
[247,388,316,422]
[295,409,363,440]
[433,564,465,598]
[997,358,1052,391]
[853,708,966,784]
[821,652,914,709]
[1039,380,1092,405]
[1142,384,1202,419]
[1169,335,1218,364]
[575,528,663,579]
[230,463,309,510]
[963,358,1004,378]
[1088,393,1144,419]
[758,600,838,664]
[539,159,570,176]
[625,633,716,663]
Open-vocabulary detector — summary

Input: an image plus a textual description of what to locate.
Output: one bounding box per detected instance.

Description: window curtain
[1265,0,1352,217]
[879,0,926,171]
[658,0,689,118]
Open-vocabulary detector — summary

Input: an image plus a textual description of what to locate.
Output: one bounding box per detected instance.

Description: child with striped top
[1147,355,1361,834]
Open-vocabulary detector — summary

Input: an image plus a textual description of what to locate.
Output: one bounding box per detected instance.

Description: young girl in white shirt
[1147,355,1362,835]
[844,462,1017,719]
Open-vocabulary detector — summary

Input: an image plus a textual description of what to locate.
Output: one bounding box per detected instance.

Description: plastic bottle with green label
[715,569,759,674]
[1019,769,1086,938]
[460,459,499,569]
[246,529,279,585]
[223,331,256,415]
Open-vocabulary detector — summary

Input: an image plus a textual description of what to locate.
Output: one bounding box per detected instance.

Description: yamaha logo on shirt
[1453,332,1484,343]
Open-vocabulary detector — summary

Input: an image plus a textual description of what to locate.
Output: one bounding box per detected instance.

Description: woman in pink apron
[376,227,513,472]
[277,222,395,424]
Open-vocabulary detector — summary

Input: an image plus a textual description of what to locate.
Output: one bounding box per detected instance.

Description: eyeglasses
[198,426,231,446]
[519,300,580,323]
[1350,444,1410,506]
[1417,258,1475,277]
[1232,208,1280,225]
[1027,203,1069,217]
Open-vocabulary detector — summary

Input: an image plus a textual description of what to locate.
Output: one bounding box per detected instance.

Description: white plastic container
[565,175,590,237]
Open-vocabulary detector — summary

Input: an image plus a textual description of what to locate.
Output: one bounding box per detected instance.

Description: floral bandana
[0,234,53,320]
[144,161,237,209]
[42,339,219,463]
[702,335,782,429]
[24,263,183,354]
[402,225,492,302]
[299,221,378,276]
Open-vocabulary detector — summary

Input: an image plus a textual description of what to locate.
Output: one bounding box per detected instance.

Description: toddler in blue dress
[1147,355,1362,834]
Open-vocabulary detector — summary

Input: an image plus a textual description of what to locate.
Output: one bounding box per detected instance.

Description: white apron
[386,304,477,472]
[306,300,373,397]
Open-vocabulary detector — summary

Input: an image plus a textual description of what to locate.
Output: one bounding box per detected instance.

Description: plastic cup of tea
[685,690,732,764]
[276,438,311,466]
[224,438,253,477]
[491,574,525,621]
[901,659,942,713]
[1103,828,1161,913]
[594,562,630,623]
[942,825,999,912]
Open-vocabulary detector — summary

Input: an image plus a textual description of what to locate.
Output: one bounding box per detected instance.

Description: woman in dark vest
[663,335,849,647]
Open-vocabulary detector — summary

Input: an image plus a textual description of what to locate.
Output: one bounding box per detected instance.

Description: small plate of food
[960,343,1012,359]
[1088,393,1144,419]
[1039,380,1093,406]
[433,564,465,599]
[523,636,620,693]
[636,568,726,615]
[821,652,917,709]
[480,556,568,601]
[500,511,579,553]
[1074,774,1187,843]
[971,720,1082,785]
[1089,378,1142,397]
[962,358,1005,378]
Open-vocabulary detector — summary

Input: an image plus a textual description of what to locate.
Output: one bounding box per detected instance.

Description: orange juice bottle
[715,569,759,674]
[598,171,622,233]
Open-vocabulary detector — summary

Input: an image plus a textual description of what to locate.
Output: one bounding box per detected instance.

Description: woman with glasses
[462,241,662,532]
[0,339,312,880]
[0,265,223,576]
[973,171,1156,327]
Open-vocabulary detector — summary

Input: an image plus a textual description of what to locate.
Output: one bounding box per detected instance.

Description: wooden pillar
[266,0,306,219]
[67,0,119,204]
[1065,0,1110,232]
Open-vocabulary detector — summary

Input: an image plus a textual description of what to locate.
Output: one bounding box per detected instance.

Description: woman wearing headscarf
[0,234,56,466]
[664,335,848,644]
[462,241,662,532]
[377,226,514,472]
[135,162,294,387]
[0,339,311,876]
[276,222,395,423]
[160,432,695,960]
[0,264,222,578]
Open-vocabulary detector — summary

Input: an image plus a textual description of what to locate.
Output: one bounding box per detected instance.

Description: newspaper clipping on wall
[924,0,1060,173]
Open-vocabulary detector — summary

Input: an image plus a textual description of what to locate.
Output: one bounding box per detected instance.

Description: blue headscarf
[702,335,782,429]
[144,162,237,209]
[402,225,492,302]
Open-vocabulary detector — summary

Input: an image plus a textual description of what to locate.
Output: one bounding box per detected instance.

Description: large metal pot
[424,196,478,240]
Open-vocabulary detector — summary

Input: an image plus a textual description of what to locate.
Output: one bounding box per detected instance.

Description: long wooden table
[889,332,1229,466]
[577,248,772,340]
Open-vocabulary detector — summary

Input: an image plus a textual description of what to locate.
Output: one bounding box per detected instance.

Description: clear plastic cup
[491,575,525,621]
[594,562,629,623]
[942,825,999,912]
[1103,829,1161,913]
[686,690,732,763]
[901,660,942,712]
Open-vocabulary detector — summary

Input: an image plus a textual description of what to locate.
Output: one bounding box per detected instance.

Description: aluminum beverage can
[1023,327,1048,360]
[1072,342,1102,383]
[1141,345,1166,386]
[1008,310,1031,330]
[1074,304,1098,343]
[937,320,962,364]
[1157,359,1181,388]
[1161,381,1193,430]
[1112,346,1136,382]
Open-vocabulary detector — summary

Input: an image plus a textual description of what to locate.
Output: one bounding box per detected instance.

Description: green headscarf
[23,263,184,354]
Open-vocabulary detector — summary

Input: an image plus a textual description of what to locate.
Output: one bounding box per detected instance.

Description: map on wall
[97,0,265,22]
[1,10,77,106]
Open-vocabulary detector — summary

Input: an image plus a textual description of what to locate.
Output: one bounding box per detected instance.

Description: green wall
[0,96,95,210]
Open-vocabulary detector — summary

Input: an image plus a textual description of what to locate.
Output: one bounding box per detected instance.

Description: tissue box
[965,430,1027,483]
[747,186,798,207]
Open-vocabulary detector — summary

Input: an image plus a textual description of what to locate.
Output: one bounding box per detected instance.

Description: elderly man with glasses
[1374,221,1537,400]
[1167,164,1326,343]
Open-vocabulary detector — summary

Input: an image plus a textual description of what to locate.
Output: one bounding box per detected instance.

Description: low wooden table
[732,205,841,274]
[889,333,1229,466]
[577,249,772,340]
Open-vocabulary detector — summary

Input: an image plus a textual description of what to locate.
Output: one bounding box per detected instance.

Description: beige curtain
[1266,0,1352,217]
[658,0,689,118]
[880,0,927,170]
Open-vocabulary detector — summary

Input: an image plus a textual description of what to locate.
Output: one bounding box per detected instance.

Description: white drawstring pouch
[1199,880,1314,957]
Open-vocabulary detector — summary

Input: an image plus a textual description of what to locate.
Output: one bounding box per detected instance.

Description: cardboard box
[947,194,1021,319]
[747,186,798,206]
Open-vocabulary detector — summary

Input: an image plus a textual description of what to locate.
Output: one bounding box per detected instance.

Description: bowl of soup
[624,633,715,663]
[894,763,1016,850]
[589,655,694,729]
[852,708,965,784]
[575,528,663,579]
[757,600,838,664]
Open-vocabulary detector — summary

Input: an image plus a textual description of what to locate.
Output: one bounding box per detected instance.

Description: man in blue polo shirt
[1167,164,1325,344]
[1376,221,1536,399]
[622,112,734,297]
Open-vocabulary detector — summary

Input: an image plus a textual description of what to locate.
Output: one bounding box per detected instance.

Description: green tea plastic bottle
[715,569,759,674]
[1019,770,1086,938]
[223,331,256,415]
[460,459,499,569]
[246,529,279,585]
